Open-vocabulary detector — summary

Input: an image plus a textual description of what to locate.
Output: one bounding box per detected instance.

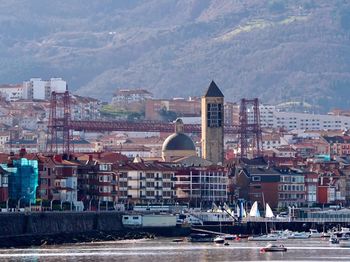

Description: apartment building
[175,166,228,207]
[115,160,176,205]
[23,78,67,100]
[246,104,350,131]
[277,168,306,208]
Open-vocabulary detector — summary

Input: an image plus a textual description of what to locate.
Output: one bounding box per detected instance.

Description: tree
[159,108,177,122]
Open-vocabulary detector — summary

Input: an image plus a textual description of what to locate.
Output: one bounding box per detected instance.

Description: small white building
[112,89,153,104]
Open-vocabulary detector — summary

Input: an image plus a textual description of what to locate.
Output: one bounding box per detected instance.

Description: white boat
[223,234,236,240]
[270,230,292,239]
[260,243,287,252]
[289,232,310,239]
[309,229,323,238]
[187,211,235,225]
[322,232,331,238]
[214,236,225,244]
[248,234,280,241]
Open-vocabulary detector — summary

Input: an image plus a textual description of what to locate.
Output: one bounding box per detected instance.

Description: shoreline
[0,230,157,249]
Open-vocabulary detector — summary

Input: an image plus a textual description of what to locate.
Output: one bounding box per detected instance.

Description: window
[252,176,261,182]
[207,103,222,127]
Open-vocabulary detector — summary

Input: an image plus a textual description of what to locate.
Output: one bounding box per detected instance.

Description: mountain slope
[0,0,350,111]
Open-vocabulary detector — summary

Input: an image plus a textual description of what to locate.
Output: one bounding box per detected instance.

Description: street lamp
[6,198,9,212]
[17,196,26,211]
[26,188,35,212]
[89,199,93,211]
[50,199,54,211]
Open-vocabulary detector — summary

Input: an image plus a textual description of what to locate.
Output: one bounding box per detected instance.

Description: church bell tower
[201,80,224,164]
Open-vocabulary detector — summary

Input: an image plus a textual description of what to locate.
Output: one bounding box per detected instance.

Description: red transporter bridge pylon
[47,92,262,158]
[239,98,263,159]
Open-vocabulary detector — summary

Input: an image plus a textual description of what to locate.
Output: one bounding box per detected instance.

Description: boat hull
[261,247,287,252]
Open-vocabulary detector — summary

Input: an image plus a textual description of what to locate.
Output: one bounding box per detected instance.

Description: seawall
[0,211,126,247]
[0,211,191,247]
[0,211,124,236]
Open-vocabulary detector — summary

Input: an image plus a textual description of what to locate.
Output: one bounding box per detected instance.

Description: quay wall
[0,211,123,237]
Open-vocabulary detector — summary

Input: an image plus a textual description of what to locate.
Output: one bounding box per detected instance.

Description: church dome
[162,133,195,151]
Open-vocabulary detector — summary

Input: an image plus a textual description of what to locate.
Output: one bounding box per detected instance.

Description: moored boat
[248,234,279,241]
[289,232,310,239]
[172,238,185,243]
[223,234,236,240]
[187,233,214,243]
[260,243,287,252]
[309,229,323,238]
[214,236,225,244]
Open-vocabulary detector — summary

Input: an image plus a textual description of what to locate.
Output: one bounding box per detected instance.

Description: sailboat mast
[262,193,268,234]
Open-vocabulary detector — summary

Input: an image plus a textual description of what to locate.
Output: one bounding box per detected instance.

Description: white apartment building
[23,78,67,100]
[0,84,24,101]
[247,104,350,131]
[247,105,275,128]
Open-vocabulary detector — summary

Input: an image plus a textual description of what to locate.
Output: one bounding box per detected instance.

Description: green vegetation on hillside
[0,1,350,111]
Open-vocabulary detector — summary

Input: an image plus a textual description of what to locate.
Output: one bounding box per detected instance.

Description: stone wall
[0,211,124,237]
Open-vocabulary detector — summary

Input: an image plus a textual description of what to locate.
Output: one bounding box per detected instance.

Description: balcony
[171,177,177,181]
[155,177,162,181]
[155,186,163,190]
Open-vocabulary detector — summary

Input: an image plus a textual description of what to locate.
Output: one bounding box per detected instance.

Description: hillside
[1,0,350,111]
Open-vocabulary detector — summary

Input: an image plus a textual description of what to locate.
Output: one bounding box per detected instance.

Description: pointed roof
[204,80,224,97]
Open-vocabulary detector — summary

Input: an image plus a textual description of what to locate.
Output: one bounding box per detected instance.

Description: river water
[1,238,350,261]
